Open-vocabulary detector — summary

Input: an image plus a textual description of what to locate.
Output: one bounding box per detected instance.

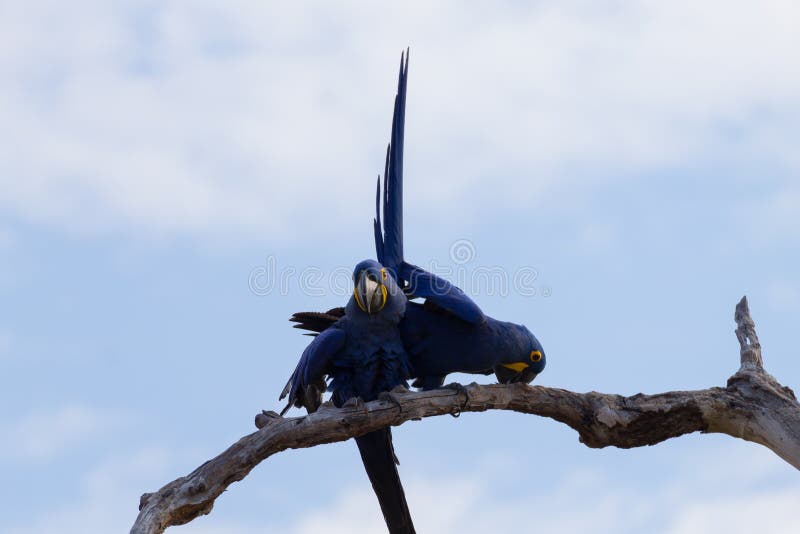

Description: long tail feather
[355,428,416,534]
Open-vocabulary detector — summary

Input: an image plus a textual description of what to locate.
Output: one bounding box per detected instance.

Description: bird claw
[444,382,466,392]
[255,410,282,429]
[342,396,365,410]
[378,390,404,414]
[443,382,470,416]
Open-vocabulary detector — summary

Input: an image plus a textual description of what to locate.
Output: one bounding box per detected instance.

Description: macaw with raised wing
[292,50,546,389]
[280,258,416,534]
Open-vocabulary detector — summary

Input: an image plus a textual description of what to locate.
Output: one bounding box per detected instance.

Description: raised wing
[374,49,408,279]
[401,263,485,324]
[372,50,485,324]
[279,326,346,415]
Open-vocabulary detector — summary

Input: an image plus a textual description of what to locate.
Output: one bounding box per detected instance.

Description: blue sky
[1,2,799,533]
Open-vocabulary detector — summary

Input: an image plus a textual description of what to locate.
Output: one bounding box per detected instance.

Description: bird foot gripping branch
[254,410,281,430]
[443,382,471,417]
[342,396,366,410]
[378,386,409,415]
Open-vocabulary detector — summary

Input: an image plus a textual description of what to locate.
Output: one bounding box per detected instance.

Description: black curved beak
[354,271,387,314]
[494,363,539,385]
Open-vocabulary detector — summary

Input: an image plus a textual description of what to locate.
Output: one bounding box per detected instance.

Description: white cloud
[0,1,798,241]
[0,404,113,462]
[668,490,800,534]
[290,443,799,534]
[4,443,268,534]
[6,447,172,534]
[291,475,483,534]
[3,432,795,534]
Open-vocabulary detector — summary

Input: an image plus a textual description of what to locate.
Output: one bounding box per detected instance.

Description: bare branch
[130,297,800,534]
[735,295,763,369]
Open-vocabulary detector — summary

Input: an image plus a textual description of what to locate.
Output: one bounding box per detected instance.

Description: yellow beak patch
[501,362,529,372]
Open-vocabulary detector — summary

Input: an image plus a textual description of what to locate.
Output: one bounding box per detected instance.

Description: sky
[1,1,799,533]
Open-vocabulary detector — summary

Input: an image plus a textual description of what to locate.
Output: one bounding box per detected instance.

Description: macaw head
[351,259,405,316]
[493,324,546,384]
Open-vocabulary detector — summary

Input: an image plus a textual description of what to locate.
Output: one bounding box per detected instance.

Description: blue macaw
[292,50,546,389]
[280,259,416,534]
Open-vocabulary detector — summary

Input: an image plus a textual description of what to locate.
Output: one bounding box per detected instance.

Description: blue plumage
[282,49,547,534]
[402,302,545,388]
[283,260,409,407]
[294,50,546,390]
[373,52,484,325]
[399,262,485,324]
[329,264,409,405]
[281,260,416,534]
[374,50,546,388]
[374,52,407,280]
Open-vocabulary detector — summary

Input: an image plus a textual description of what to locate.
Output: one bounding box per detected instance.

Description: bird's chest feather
[338,322,406,366]
[329,321,410,402]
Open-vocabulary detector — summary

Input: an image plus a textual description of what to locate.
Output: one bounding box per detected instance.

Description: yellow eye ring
[530,350,542,363]
[381,268,388,280]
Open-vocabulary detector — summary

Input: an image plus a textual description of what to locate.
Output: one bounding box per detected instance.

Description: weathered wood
[735,295,764,369]
[130,298,800,534]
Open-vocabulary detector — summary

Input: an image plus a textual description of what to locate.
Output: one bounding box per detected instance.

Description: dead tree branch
[131,296,799,534]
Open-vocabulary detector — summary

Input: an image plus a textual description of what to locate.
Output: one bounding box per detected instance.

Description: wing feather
[280,327,346,414]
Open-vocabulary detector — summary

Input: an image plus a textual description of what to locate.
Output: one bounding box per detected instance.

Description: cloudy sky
[1,2,799,533]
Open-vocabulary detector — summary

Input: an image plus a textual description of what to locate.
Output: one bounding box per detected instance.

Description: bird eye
[530,350,542,362]
[381,268,388,280]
